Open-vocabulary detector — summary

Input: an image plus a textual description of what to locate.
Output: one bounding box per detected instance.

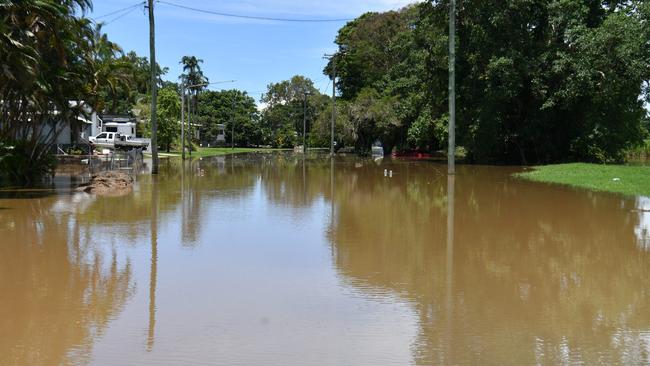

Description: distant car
[89,132,149,151]
[89,132,116,149]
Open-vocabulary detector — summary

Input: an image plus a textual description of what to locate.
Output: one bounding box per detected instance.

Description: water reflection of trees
[70,157,259,247]
[69,154,337,244]
[326,164,650,365]
[259,154,335,209]
[0,198,133,366]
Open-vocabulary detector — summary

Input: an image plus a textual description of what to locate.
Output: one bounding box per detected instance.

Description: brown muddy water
[1,153,649,365]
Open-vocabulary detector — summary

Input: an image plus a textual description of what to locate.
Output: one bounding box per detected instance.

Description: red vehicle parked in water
[392,150,434,159]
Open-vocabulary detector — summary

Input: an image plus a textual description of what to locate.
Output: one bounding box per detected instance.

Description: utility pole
[302,90,311,153]
[324,54,336,156]
[448,0,456,175]
[331,62,336,156]
[148,0,158,174]
[231,97,235,150]
[188,92,192,157]
[181,84,185,160]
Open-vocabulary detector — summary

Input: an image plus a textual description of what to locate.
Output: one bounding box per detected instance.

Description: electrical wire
[156,0,353,23]
[103,4,143,25]
[94,1,145,20]
[321,79,331,96]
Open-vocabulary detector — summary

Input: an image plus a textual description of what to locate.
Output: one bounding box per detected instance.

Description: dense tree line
[322,0,650,163]
[2,0,649,184]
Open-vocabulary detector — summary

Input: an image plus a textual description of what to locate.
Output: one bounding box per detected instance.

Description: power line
[157,0,353,23]
[320,79,331,96]
[104,4,143,25]
[314,58,331,94]
[94,1,145,20]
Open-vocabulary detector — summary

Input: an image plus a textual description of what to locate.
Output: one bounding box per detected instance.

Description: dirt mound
[77,170,133,196]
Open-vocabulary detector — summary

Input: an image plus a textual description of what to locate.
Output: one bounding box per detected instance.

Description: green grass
[153,147,280,158]
[514,163,650,197]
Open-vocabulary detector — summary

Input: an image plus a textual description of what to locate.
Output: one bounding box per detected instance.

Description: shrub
[0,140,57,185]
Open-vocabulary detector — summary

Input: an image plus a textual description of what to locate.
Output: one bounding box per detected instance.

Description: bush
[66,146,84,155]
[626,139,650,161]
[0,140,56,185]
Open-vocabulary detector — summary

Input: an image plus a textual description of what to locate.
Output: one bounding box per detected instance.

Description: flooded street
[1,153,650,365]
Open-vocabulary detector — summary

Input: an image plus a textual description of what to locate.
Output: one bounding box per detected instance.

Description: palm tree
[179,56,208,110]
[0,0,97,183]
[180,56,208,88]
[90,23,133,114]
[179,56,208,145]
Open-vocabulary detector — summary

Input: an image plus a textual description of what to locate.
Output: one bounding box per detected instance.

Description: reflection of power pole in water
[147,175,159,351]
[183,159,199,246]
[448,0,456,175]
[330,157,335,257]
[181,157,187,243]
[302,154,306,205]
[445,174,455,363]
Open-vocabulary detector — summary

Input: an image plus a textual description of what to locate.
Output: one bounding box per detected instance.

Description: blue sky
[89,0,417,104]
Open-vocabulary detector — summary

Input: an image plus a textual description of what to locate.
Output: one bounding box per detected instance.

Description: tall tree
[260,76,329,148]
[0,0,96,183]
[90,24,131,114]
[179,55,208,144]
[156,85,181,152]
[196,90,261,147]
[179,56,207,88]
[103,50,168,115]
[325,8,419,100]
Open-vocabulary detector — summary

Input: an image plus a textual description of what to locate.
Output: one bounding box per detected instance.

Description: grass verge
[514,163,650,197]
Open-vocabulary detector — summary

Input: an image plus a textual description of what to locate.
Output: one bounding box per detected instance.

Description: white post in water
[448,0,456,175]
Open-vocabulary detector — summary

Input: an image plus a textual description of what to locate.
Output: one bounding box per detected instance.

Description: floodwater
[1,153,649,365]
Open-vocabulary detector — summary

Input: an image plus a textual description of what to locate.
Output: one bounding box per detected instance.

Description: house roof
[101,115,137,124]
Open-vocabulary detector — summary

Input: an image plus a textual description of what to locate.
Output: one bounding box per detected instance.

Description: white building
[100,115,138,138]
[50,101,102,145]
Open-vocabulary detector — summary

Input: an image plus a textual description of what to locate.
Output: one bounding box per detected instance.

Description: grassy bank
[515,163,650,197]
[154,147,277,158]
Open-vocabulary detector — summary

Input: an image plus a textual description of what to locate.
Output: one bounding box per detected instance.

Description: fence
[89,147,144,172]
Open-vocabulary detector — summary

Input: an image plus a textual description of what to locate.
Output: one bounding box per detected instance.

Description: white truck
[89,132,149,151]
